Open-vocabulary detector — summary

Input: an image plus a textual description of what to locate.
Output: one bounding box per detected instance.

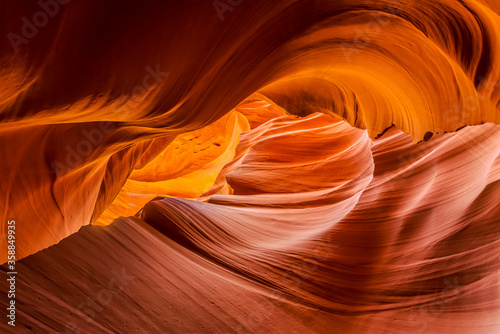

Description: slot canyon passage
[1,0,500,333]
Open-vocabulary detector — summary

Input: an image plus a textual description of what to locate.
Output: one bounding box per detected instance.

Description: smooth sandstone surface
[1,0,499,333]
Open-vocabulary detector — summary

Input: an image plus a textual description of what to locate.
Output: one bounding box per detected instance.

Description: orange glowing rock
[96,111,249,225]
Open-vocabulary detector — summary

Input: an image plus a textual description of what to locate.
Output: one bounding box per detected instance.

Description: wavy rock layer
[1,0,500,260]
[1,0,500,333]
[1,117,499,333]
